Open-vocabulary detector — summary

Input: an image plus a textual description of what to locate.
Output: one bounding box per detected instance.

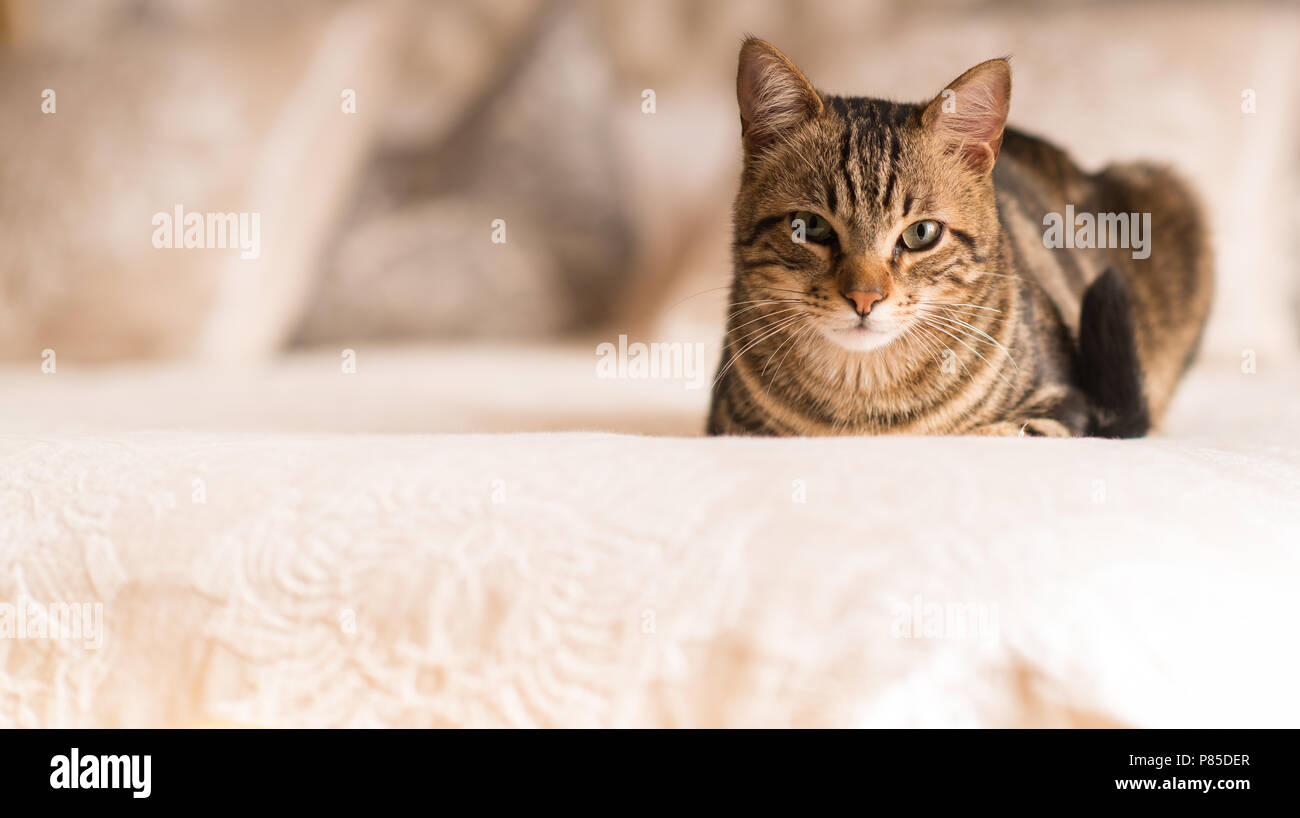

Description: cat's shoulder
[997,126,1088,193]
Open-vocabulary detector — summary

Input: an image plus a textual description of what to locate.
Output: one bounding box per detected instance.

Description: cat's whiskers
[932,310,1006,324]
[968,268,1053,298]
[665,286,807,317]
[760,317,813,378]
[899,327,934,374]
[726,300,803,322]
[779,321,821,379]
[911,314,1017,390]
[905,325,960,386]
[758,318,802,376]
[904,323,953,373]
[915,305,1020,373]
[665,285,734,311]
[926,301,1001,312]
[914,316,1004,363]
[728,305,806,339]
[751,285,812,297]
[919,301,1005,322]
[713,313,808,389]
[731,297,803,306]
[912,323,971,379]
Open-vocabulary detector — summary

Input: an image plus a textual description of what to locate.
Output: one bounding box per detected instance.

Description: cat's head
[732,38,1011,354]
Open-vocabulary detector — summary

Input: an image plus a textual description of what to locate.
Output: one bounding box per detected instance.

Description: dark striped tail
[1077,269,1150,438]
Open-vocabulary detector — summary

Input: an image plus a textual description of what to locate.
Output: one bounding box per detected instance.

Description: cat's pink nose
[843,289,885,316]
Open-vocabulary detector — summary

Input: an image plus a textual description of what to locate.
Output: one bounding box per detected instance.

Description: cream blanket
[2,348,1297,727]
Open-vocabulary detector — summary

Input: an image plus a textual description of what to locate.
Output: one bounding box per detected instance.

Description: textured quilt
[1,349,1297,727]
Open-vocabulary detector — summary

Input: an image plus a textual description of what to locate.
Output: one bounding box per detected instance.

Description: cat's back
[997,127,1092,201]
[992,126,1213,425]
[990,127,1099,337]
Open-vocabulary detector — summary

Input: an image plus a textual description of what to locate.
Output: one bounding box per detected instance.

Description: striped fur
[708,39,1212,438]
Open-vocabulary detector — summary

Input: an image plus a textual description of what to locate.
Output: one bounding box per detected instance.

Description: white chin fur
[821,325,901,352]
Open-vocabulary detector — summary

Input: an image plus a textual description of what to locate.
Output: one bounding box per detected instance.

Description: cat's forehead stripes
[822,96,920,227]
[825,97,859,214]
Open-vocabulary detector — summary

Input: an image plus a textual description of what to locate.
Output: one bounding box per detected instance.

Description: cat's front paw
[970,418,1073,438]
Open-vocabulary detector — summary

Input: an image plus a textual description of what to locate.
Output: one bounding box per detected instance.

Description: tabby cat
[708,38,1212,437]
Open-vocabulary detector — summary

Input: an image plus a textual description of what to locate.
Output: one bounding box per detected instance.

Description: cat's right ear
[736,37,823,155]
[922,58,1011,175]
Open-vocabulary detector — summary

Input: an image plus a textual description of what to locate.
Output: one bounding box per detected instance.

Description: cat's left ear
[922,59,1011,175]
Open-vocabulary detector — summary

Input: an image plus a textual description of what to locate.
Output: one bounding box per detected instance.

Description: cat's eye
[791,211,832,243]
[900,219,943,251]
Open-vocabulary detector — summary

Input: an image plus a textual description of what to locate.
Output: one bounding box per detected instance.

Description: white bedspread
[2,346,1298,727]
